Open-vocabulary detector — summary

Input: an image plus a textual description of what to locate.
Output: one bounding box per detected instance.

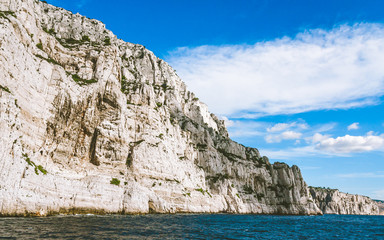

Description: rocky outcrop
[0,0,325,216]
[309,187,379,215]
[374,200,384,215]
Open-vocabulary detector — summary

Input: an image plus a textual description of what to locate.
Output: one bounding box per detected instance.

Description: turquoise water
[0,214,383,239]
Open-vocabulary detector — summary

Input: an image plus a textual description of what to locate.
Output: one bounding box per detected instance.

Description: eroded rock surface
[374,200,384,215]
[0,0,350,216]
[309,187,379,215]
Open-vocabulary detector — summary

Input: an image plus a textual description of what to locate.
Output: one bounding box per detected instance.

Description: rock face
[2,0,372,217]
[309,187,379,215]
[373,200,384,215]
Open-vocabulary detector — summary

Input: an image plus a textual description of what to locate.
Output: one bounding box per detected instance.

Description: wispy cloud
[227,119,309,139]
[337,172,384,178]
[265,130,302,143]
[167,23,384,117]
[300,166,321,170]
[267,122,308,132]
[260,146,342,160]
[226,120,265,138]
[372,189,384,200]
[76,0,89,9]
[348,122,359,130]
[267,123,295,132]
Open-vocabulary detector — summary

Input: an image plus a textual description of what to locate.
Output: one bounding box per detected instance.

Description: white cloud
[267,122,308,132]
[260,146,326,159]
[311,133,331,143]
[372,189,384,200]
[260,131,384,160]
[337,172,384,178]
[260,142,360,160]
[313,133,384,153]
[264,121,309,143]
[348,122,359,130]
[226,120,265,138]
[267,123,293,132]
[265,130,302,143]
[167,23,384,117]
[282,131,303,140]
[227,119,310,139]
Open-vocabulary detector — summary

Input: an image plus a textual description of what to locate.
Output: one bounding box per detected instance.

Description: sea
[0,214,383,239]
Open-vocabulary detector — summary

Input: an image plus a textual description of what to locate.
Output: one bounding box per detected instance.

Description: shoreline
[5,211,384,218]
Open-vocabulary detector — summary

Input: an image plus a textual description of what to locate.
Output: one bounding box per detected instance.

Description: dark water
[0,214,383,239]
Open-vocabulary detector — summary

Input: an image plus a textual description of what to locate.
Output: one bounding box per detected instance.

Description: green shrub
[207,173,231,183]
[0,11,16,19]
[104,37,111,46]
[110,178,120,186]
[196,143,208,151]
[165,178,180,184]
[217,148,240,162]
[82,35,90,42]
[43,28,55,35]
[22,153,34,167]
[66,38,80,44]
[37,165,47,175]
[195,187,212,197]
[35,54,59,65]
[132,139,145,145]
[195,188,205,194]
[36,43,43,50]
[161,82,169,91]
[71,74,97,86]
[0,85,11,94]
[22,153,47,175]
[183,192,191,197]
[243,185,254,194]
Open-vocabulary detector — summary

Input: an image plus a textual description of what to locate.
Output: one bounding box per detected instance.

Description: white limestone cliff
[374,200,384,215]
[309,187,379,215]
[0,0,375,216]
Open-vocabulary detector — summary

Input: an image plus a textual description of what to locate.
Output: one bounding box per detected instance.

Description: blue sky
[45,0,384,200]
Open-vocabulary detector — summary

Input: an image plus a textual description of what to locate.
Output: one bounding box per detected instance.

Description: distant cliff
[0,0,321,216]
[374,200,384,215]
[309,187,379,215]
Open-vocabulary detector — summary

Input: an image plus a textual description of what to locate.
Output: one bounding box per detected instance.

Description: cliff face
[309,187,379,215]
[0,0,322,216]
[373,200,384,215]
[0,0,379,217]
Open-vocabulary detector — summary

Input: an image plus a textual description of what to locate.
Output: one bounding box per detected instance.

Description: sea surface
[0,214,383,239]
